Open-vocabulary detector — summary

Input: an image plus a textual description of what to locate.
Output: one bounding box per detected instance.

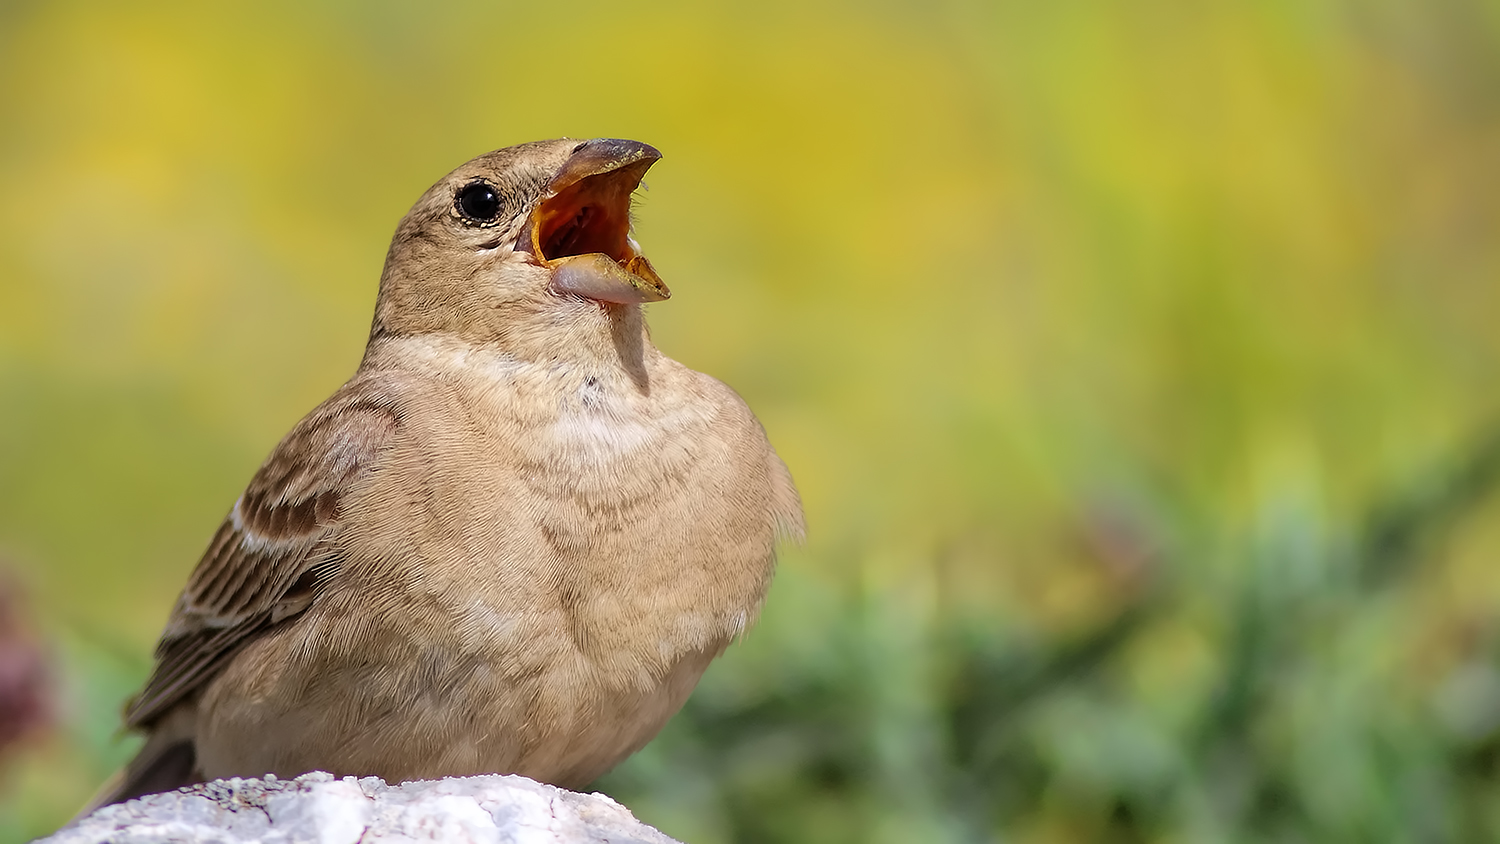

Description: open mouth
[517,139,670,304]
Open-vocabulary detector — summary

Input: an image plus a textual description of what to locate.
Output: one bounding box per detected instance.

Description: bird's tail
[79,704,202,816]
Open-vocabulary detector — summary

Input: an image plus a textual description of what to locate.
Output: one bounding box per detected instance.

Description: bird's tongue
[549,252,669,304]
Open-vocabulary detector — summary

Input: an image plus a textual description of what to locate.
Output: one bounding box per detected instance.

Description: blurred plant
[0,578,49,761]
[600,423,1500,843]
[0,572,51,769]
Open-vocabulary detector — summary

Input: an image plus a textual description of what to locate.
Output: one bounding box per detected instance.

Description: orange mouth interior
[519,157,669,303]
[528,169,640,265]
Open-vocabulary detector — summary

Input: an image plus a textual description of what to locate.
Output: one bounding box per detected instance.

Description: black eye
[456,181,502,223]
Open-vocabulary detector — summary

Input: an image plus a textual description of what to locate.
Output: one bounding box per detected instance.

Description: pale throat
[364,297,655,385]
[363,331,688,450]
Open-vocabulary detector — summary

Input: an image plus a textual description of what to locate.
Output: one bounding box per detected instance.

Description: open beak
[516,138,670,304]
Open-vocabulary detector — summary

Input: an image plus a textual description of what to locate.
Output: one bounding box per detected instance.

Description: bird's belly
[400,639,720,787]
[194,597,725,787]
[193,392,774,787]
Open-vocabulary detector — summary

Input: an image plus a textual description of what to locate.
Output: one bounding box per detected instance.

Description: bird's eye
[456,181,502,224]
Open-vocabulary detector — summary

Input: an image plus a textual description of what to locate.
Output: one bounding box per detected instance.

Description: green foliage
[4,0,1500,840]
[606,430,1500,842]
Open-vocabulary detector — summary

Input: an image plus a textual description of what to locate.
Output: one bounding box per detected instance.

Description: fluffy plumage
[97,138,802,807]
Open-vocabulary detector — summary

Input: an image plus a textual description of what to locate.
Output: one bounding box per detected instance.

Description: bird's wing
[125,387,400,728]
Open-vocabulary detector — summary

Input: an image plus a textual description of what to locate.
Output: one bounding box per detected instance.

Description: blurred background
[3,0,1500,840]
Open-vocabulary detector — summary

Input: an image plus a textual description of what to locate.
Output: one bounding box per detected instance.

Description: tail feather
[80,704,202,816]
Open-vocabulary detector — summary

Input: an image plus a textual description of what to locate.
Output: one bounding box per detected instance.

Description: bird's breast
[401,361,773,679]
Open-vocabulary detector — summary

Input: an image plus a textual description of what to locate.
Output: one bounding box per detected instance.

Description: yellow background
[3,1,1500,840]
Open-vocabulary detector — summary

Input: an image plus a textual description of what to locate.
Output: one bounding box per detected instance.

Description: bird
[94,137,804,807]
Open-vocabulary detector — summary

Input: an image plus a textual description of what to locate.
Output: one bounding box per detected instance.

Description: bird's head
[369,138,669,360]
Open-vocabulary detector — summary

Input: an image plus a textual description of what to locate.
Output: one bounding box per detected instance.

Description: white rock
[40,772,682,844]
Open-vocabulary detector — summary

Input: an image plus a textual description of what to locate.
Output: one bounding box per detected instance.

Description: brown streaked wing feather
[126,389,400,727]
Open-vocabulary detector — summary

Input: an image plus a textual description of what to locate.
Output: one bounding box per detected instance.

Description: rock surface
[39,771,683,844]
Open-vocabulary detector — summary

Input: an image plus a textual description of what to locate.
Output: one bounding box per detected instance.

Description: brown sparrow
[96,138,803,806]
